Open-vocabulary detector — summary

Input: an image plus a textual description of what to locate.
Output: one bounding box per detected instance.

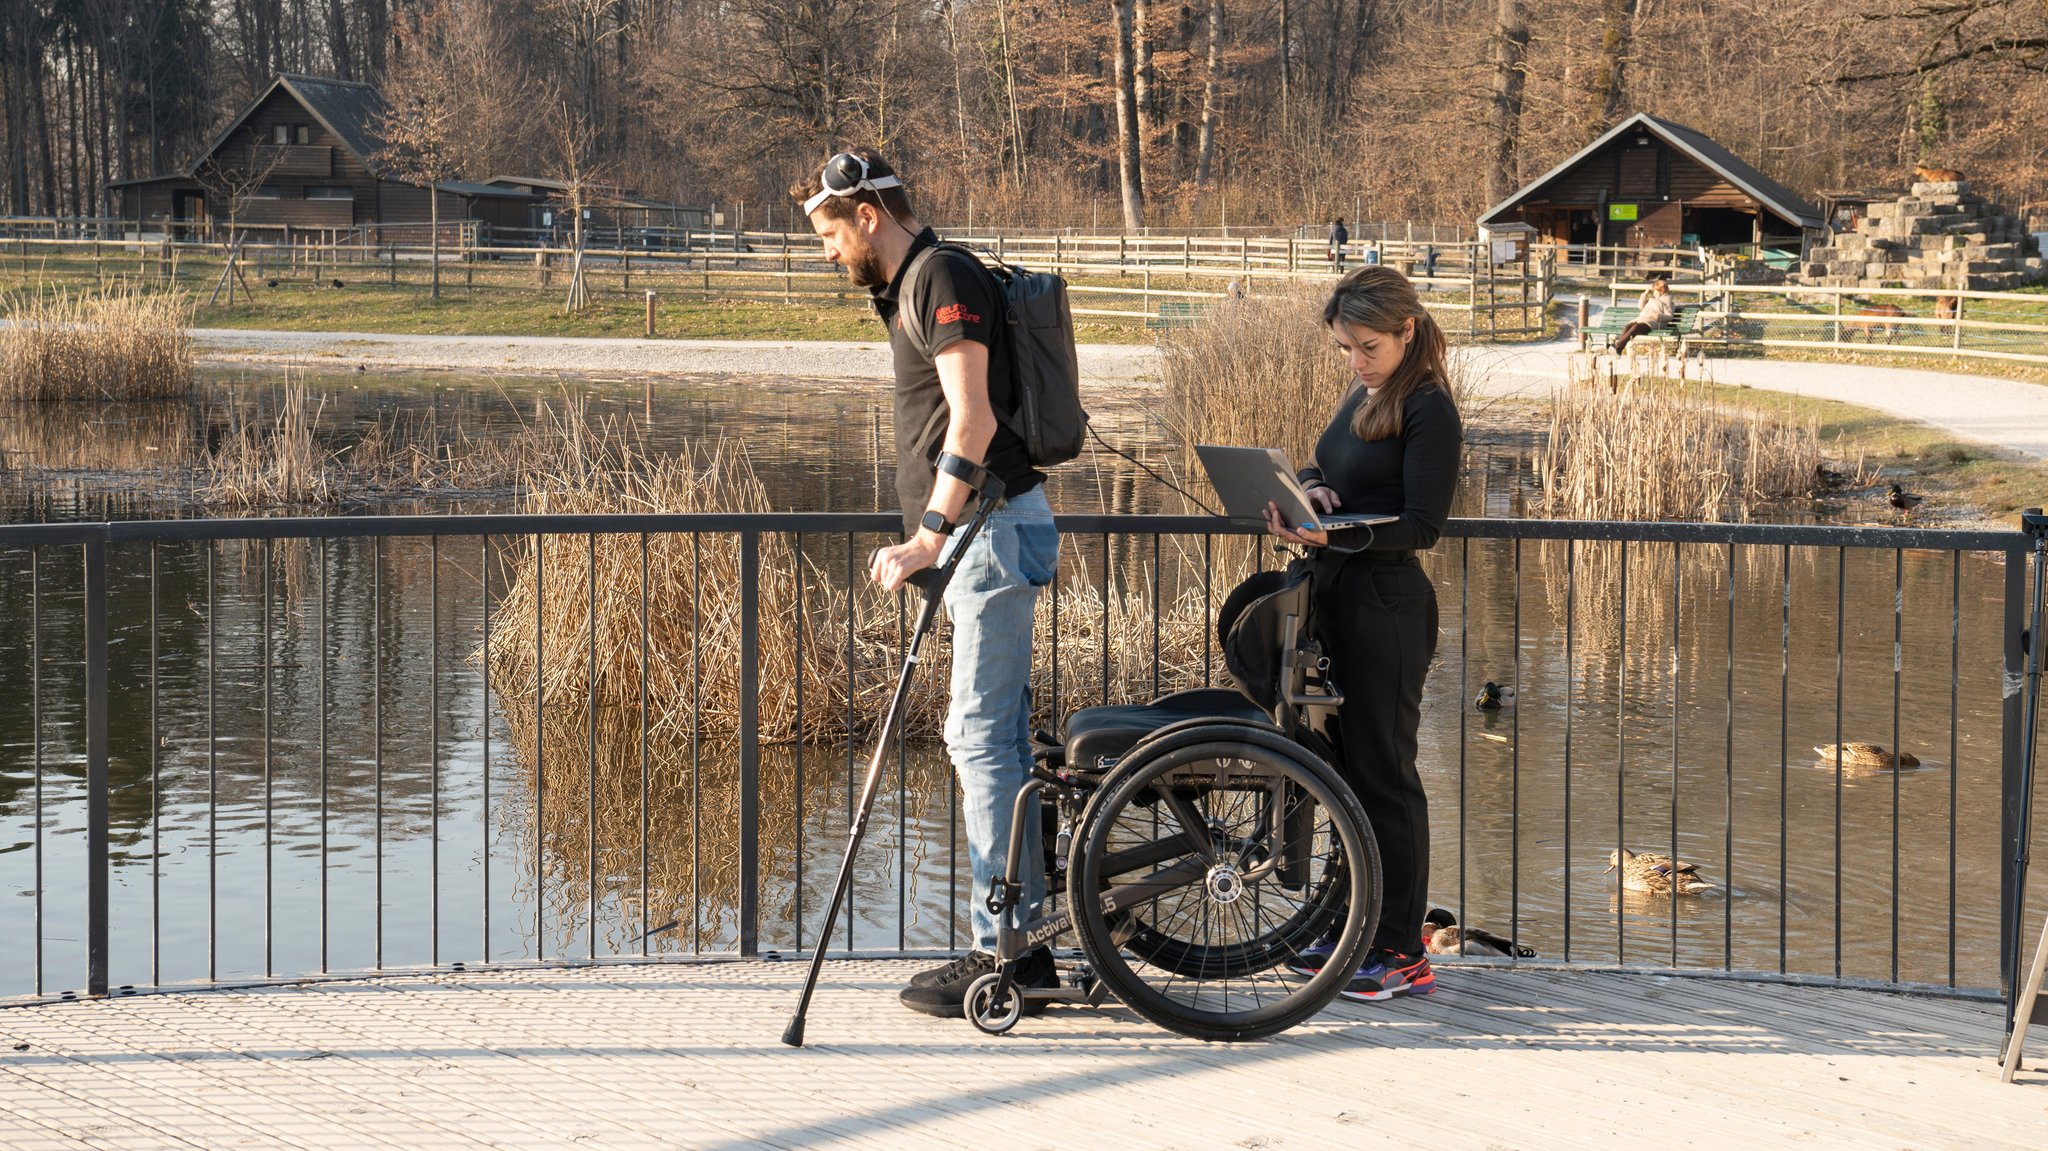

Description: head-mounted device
[802,152,902,216]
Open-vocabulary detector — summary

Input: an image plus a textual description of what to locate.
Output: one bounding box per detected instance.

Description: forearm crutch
[783,457,1006,1047]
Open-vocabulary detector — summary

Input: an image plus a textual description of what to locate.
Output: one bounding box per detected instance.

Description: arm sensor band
[936,452,1000,499]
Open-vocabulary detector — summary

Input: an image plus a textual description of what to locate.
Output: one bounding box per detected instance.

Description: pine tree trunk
[1195,0,1223,186]
[1487,0,1528,205]
[1589,0,1638,140]
[1112,0,1145,230]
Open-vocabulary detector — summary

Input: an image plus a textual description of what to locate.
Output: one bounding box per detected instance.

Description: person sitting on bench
[1611,277,1674,352]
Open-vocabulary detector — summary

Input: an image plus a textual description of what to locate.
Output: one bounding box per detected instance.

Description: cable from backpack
[1081,423,1375,555]
[1083,422,1219,515]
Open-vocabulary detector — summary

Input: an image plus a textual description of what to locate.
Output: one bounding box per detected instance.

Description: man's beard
[839,235,887,288]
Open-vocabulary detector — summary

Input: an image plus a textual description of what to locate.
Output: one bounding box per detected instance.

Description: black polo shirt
[871,228,1042,531]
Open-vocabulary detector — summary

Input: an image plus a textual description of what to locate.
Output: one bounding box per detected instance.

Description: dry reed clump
[0,285,194,401]
[481,400,1239,751]
[1159,279,1348,475]
[1536,371,1820,522]
[199,380,333,507]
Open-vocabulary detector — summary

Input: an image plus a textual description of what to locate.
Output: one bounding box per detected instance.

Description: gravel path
[192,327,2048,461]
[1458,337,2048,460]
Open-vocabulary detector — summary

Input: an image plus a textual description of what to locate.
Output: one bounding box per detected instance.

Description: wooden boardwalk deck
[0,960,2041,1149]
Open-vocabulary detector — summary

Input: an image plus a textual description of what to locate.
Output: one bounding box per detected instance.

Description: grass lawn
[1700,379,2048,528]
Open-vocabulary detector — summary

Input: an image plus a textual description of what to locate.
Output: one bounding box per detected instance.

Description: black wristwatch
[920,509,957,537]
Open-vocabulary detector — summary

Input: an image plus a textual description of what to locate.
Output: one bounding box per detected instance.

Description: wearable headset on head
[802,152,902,216]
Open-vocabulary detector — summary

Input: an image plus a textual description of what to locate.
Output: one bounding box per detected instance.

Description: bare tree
[546,92,609,313]
[1588,0,1639,139]
[192,136,285,303]
[1829,0,2048,84]
[1488,0,1528,204]
[1112,0,1145,229]
[375,94,460,300]
[1196,0,1223,186]
[376,4,470,301]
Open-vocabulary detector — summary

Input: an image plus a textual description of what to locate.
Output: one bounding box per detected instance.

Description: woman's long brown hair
[1321,265,1454,441]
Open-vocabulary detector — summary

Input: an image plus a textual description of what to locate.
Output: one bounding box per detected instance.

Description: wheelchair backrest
[1217,565,1334,731]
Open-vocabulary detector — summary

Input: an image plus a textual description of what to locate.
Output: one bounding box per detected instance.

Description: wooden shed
[106,74,537,242]
[1477,114,1822,252]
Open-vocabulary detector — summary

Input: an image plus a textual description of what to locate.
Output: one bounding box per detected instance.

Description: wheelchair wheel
[1068,724,1379,1041]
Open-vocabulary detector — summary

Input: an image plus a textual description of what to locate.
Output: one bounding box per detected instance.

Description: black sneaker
[899,946,1057,1019]
[908,953,987,990]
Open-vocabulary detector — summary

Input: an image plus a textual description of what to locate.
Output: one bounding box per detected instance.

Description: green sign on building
[1608,203,1639,221]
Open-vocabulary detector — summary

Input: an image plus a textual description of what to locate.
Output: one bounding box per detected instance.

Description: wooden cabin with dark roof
[1478,114,1823,253]
[107,74,537,241]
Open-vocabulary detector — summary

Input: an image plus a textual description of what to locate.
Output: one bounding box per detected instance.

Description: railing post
[84,533,110,998]
[738,528,761,956]
[2001,523,2037,1054]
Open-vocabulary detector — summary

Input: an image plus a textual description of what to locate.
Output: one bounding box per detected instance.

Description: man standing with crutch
[790,148,1061,1020]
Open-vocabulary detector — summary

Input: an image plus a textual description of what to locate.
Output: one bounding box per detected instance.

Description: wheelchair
[964,566,1384,1041]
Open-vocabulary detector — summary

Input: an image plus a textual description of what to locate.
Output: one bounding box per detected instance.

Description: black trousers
[1612,321,1652,351]
[1313,553,1438,954]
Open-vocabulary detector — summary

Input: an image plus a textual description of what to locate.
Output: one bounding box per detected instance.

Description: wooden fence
[1593,279,2048,365]
[0,229,1555,340]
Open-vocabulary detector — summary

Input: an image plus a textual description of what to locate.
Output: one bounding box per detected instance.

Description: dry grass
[0,284,193,401]
[1159,281,1350,475]
[1537,359,1822,522]
[199,379,333,507]
[479,401,1236,755]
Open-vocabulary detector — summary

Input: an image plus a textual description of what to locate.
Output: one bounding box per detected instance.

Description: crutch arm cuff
[936,451,1000,498]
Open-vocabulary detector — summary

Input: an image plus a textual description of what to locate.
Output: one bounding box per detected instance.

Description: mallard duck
[1812,742,1920,768]
[1474,681,1514,710]
[1888,483,1924,512]
[1605,848,1715,895]
[1421,908,1536,958]
[1813,464,1846,489]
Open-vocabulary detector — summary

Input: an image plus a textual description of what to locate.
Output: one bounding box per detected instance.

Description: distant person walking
[1610,277,1675,352]
[1328,218,1350,272]
[1421,244,1438,280]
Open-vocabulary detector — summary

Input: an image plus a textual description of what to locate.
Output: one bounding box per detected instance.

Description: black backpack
[899,242,1087,468]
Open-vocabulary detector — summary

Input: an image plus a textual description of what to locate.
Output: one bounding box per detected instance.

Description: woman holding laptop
[1266,264,1462,1002]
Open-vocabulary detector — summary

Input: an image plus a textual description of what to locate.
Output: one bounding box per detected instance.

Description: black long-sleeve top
[1296,381,1462,552]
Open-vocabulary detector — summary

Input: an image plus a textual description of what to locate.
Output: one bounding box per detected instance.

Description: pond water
[0,369,2037,1000]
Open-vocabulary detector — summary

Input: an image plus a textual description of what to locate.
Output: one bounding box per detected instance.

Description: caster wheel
[965,972,1024,1036]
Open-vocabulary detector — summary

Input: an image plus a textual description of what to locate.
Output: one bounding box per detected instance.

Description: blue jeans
[940,485,1058,952]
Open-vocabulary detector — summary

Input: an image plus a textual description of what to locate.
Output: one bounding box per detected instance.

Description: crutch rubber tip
[780,1019,806,1047]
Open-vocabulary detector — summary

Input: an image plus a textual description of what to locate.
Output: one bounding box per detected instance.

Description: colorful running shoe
[1284,938,1339,977]
[1338,950,1436,1002]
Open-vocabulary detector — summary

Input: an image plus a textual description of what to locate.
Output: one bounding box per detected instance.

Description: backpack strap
[897,241,1030,457]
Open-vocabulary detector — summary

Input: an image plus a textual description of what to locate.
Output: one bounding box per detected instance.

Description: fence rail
[0,229,1552,338]
[1588,279,2048,365]
[0,511,2039,1058]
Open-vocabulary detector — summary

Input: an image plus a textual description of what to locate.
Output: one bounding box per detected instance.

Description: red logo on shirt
[935,304,979,326]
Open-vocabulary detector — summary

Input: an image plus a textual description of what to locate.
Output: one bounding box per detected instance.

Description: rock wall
[1800,182,2046,291]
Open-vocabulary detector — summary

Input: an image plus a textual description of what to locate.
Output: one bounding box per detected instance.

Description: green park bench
[1145,301,1213,331]
[1584,302,1698,352]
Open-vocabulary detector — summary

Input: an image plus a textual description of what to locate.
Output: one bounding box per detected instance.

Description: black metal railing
[0,513,2038,1043]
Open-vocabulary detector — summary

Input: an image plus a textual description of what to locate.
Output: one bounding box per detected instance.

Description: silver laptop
[1194,444,1399,532]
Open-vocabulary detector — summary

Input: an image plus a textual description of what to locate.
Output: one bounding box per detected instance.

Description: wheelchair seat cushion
[1062,688,1274,771]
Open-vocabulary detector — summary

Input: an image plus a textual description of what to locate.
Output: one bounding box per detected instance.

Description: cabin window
[294,124,311,145]
[272,125,290,145]
[304,185,354,200]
